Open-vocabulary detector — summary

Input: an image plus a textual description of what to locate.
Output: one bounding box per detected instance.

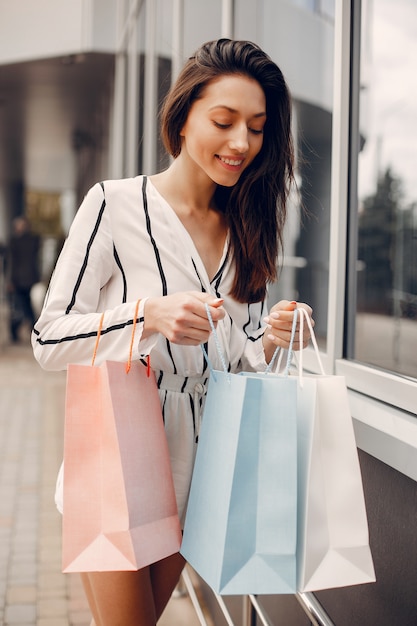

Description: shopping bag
[181,308,299,595]
[62,302,182,572]
[295,308,375,591]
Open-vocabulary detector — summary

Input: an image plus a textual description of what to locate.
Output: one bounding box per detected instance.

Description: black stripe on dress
[243,302,264,344]
[65,184,106,314]
[189,393,196,438]
[142,177,179,373]
[35,316,144,346]
[191,259,206,293]
[113,244,127,303]
[212,247,229,290]
[142,176,167,296]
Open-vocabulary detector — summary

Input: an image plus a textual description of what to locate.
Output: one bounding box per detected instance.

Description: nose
[228,124,249,153]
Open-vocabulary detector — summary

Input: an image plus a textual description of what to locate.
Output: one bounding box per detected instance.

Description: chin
[212,171,243,188]
[218,180,238,188]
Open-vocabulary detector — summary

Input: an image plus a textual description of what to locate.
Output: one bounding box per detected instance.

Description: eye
[249,128,264,136]
[213,121,231,129]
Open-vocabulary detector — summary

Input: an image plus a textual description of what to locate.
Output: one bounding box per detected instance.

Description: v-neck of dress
[146,176,229,287]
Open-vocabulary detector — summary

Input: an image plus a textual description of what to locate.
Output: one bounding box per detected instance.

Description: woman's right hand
[143,292,225,345]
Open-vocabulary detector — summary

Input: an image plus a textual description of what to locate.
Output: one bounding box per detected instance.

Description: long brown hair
[160,39,294,303]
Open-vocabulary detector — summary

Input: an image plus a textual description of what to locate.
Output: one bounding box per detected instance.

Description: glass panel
[183,0,222,57]
[291,0,316,11]
[319,0,335,20]
[263,0,335,348]
[355,0,417,379]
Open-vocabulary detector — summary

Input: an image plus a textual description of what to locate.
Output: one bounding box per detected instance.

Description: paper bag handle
[91,299,142,373]
[297,307,326,383]
[202,303,298,379]
[264,307,298,375]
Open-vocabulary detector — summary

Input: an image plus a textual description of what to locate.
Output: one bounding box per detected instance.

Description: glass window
[264,0,335,349]
[183,0,222,57]
[353,0,417,380]
[319,0,335,20]
[291,0,316,11]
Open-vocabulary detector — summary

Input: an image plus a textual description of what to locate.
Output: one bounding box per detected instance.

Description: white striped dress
[32,175,269,521]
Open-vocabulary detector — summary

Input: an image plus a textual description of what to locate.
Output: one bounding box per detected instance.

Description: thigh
[81,568,156,626]
[150,552,186,620]
[80,573,99,624]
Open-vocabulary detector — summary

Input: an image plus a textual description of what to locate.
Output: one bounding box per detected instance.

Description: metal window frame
[181,566,335,626]
[110,0,145,179]
[326,0,351,371]
[172,0,185,81]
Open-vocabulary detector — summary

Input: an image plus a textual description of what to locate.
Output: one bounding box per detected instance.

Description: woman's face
[179,74,266,187]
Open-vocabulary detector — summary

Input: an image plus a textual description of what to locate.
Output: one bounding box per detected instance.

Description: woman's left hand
[262,300,314,363]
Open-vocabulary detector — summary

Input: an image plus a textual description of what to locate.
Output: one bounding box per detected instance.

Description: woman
[33,39,313,625]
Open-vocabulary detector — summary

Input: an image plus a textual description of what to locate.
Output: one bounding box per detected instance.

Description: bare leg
[80,552,185,626]
[151,552,185,620]
[81,574,100,625]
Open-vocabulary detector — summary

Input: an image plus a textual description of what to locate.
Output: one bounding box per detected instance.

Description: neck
[153,157,217,212]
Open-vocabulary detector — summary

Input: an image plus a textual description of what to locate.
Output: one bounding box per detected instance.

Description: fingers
[264,300,315,351]
[179,294,225,344]
[196,293,225,320]
[144,292,225,346]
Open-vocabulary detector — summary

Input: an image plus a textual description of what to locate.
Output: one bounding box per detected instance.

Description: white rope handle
[264,307,298,375]
[203,303,228,380]
[202,303,299,379]
[297,307,325,386]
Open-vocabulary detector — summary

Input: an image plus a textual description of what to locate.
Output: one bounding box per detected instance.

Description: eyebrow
[209,105,266,118]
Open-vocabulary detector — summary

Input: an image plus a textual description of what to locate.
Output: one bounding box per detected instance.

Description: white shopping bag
[295,309,376,591]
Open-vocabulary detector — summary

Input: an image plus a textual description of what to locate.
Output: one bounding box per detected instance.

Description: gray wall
[316,450,417,626]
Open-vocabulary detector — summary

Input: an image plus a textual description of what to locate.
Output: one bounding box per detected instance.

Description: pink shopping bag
[62,302,182,572]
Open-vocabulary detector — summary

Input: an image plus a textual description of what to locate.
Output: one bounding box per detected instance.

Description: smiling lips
[216,155,244,168]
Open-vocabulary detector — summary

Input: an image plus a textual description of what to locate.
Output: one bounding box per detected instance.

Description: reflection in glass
[265,0,335,347]
[356,0,417,379]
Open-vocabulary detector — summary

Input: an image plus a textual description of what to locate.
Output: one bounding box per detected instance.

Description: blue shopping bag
[181,309,299,595]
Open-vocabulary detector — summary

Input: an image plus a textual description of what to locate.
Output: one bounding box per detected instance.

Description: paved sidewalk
[0,342,94,625]
[0,341,202,626]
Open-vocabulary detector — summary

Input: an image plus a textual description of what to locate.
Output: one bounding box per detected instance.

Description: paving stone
[37,596,67,617]
[4,603,36,623]
[6,586,37,604]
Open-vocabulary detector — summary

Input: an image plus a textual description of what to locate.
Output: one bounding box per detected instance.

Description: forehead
[197,74,266,112]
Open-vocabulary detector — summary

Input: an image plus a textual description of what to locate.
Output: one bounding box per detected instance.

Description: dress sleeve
[32,182,157,371]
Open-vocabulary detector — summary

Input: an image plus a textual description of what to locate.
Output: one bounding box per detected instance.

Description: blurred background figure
[7,215,40,343]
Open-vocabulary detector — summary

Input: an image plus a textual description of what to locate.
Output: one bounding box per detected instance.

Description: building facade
[0,0,416,623]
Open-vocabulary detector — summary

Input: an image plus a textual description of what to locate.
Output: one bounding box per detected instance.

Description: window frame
[325,0,417,482]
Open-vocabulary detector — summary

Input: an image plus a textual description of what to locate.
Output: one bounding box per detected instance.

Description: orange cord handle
[91,299,144,373]
[125,299,140,373]
[91,312,105,366]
